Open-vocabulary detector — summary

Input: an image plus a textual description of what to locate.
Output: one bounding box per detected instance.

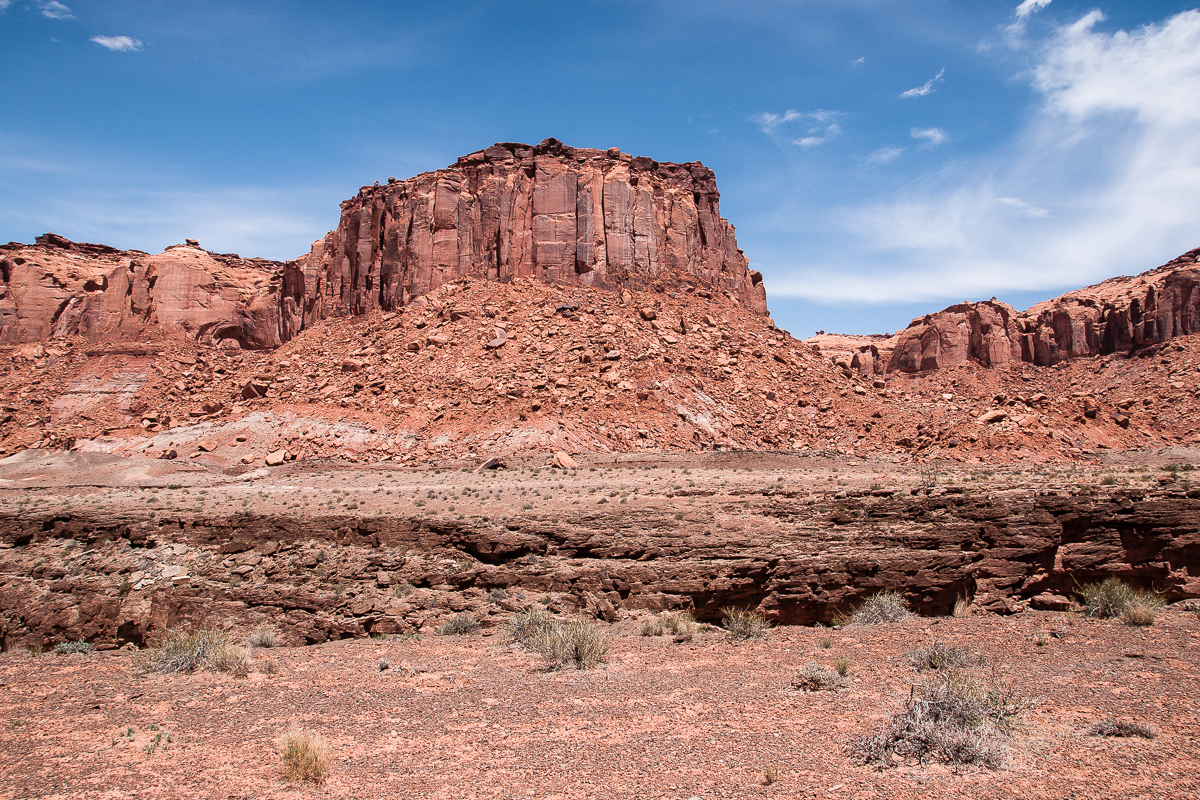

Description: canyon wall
[885,249,1200,373]
[286,138,768,332]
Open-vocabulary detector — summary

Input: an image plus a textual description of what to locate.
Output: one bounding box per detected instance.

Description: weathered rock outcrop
[1,483,1197,647]
[288,138,767,331]
[0,234,289,349]
[886,248,1200,373]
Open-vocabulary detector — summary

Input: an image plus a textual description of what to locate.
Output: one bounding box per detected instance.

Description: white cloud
[753,109,843,148]
[851,57,865,67]
[765,9,1200,308]
[899,68,945,98]
[997,197,1049,218]
[38,1,73,19]
[910,127,948,145]
[91,35,143,53]
[1016,0,1052,19]
[863,146,903,164]
[0,1,13,12]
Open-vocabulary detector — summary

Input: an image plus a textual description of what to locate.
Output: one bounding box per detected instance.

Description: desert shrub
[438,614,481,635]
[526,619,610,670]
[911,641,976,673]
[278,729,330,785]
[508,606,556,646]
[1078,578,1163,624]
[135,626,248,676]
[1088,719,1156,739]
[1121,594,1165,627]
[793,661,848,691]
[819,635,833,649]
[210,644,251,678]
[488,588,508,603]
[834,655,853,677]
[53,639,95,655]
[641,611,696,637]
[952,596,971,618]
[245,628,277,649]
[720,606,769,640]
[851,667,1026,769]
[848,591,914,625]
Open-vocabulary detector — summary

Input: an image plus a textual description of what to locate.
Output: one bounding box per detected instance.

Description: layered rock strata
[0,234,289,349]
[885,248,1200,373]
[1,484,1197,647]
[289,138,767,330]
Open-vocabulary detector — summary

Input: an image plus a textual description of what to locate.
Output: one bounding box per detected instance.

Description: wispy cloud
[753,109,844,149]
[767,9,1200,308]
[1015,0,1052,19]
[0,1,13,12]
[38,1,73,19]
[91,35,143,53]
[851,57,865,67]
[863,146,903,164]
[910,127,948,145]
[899,68,945,98]
[997,196,1049,217]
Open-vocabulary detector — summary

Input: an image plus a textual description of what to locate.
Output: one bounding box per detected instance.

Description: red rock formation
[289,139,767,328]
[887,248,1200,372]
[0,234,288,349]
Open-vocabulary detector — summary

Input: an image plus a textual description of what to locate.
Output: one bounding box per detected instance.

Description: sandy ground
[2,607,1198,800]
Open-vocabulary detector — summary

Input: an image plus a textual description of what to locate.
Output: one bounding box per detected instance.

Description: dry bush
[245,628,277,648]
[641,611,696,637]
[135,627,248,675]
[508,607,556,646]
[720,606,769,640]
[793,661,848,692]
[53,639,95,655]
[952,596,971,618]
[851,667,1026,769]
[849,591,914,625]
[527,619,611,670]
[911,641,976,673]
[1078,577,1136,618]
[438,614,481,635]
[1088,719,1156,739]
[1121,594,1164,627]
[278,729,330,785]
[834,655,852,677]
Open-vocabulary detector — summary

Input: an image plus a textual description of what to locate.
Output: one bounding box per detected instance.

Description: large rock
[0,234,288,349]
[289,138,768,325]
[887,249,1200,372]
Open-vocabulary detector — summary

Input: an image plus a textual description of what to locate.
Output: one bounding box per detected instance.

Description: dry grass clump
[851,666,1027,769]
[53,639,95,655]
[911,641,977,673]
[245,628,277,648]
[134,626,250,676]
[720,606,769,640]
[278,729,330,785]
[848,591,914,625]
[793,661,849,692]
[509,608,610,670]
[438,614,481,635]
[640,611,696,637]
[1088,719,1156,739]
[1077,577,1163,625]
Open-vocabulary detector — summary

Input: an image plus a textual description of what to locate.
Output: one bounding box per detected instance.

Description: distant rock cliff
[286,138,768,331]
[884,248,1200,373]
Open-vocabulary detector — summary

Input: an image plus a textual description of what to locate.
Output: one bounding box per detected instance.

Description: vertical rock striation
[285,138,767,333]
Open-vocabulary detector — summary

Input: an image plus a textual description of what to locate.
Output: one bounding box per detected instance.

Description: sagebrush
[848,591,914,625]
[793,661,848,692]
[720,606,768,640]
[509,608,610,670]
[134,627,250,676]
[1077,577,1163,625]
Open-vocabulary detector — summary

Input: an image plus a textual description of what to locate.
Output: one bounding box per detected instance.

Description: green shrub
[53,639,95,655]
[720,606,768,640]
[848,591,914,625]
[438,614,481,635]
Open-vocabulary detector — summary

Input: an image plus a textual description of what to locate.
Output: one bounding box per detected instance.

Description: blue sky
[3,1,1199,335]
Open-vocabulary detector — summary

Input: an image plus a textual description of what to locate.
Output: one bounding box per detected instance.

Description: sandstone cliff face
[886,249,1200,373]
[0,234,288,350]
[289,138,767,330]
